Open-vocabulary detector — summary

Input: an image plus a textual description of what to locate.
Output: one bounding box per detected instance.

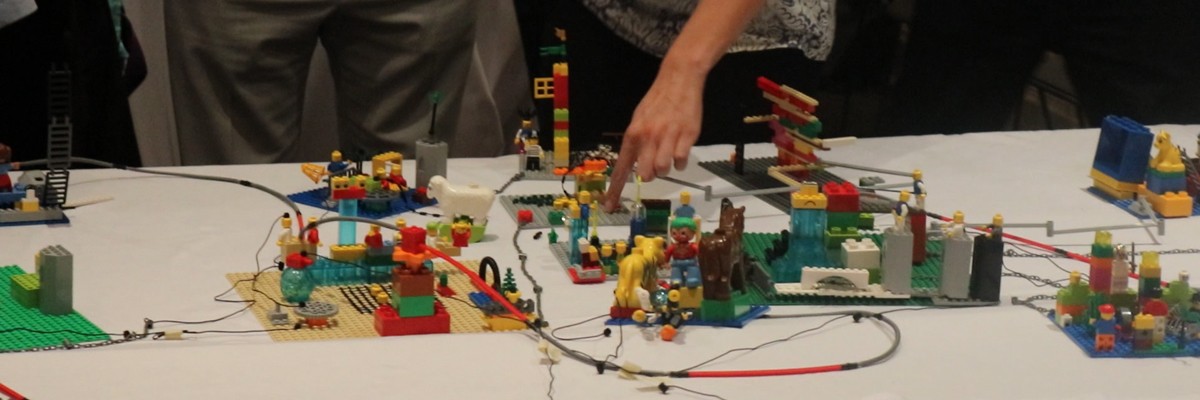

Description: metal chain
[1003,249,1066,259]
[1002,271,1067,289]
[495,172,523,195]
[0,332,154,354]
[1011,294,1057,314]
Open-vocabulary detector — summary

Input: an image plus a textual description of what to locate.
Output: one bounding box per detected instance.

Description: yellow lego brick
[791,182,827,209]
[330,244,366,262]
[1089,169,1140,199]
[1132,313,1155,330]
[677,287,702,309]
[18,198,38,212]
[552,62,568,76]
[485,313,535,332]
[434,240,461,257]
[554,137,570,167]
[1139,185,1193,218]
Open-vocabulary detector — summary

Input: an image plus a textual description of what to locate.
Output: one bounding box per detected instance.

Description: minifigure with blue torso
[674,191,696,220]
[327,150,352,175]
[666,218,700,288]
[513,115,538,154]
[912,169,926,209]
[1093,304,1118,352]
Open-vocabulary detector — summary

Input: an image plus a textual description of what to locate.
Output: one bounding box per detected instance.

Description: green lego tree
[502,268,518,295]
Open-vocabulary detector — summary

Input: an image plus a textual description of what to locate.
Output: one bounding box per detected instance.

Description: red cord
[424,246,529,321]
[686,364,844,378]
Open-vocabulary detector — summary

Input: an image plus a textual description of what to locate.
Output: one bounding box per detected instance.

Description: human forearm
[659,0,767,80]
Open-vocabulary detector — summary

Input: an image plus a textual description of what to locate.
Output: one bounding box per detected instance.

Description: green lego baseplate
[0,265,109,352]
[741,232,954,307]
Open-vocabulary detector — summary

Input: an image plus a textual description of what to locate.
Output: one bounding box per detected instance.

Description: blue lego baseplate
[1085,187,1200,219]
[607,305,770,329]
[0,214,69,227]
[287,187,436,219]
[1047,311,1200,358]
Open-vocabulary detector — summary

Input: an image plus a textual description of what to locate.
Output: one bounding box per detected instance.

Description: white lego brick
[798,267,870,290]
[840,238,880,270]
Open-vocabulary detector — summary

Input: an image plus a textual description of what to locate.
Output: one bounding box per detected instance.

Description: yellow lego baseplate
[226,259,516,342]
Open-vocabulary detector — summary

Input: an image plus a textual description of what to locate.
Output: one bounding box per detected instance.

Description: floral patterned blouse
[581,0,835,61]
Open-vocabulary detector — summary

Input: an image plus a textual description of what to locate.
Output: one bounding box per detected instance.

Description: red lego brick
[332,185,366,200]
[568,268,607,284]
[394,270,435,297]
[517,209,533,225]
[435,284,456,297]
[400,226,426,254]
[911,211,927,264]
[823,182,860,212]
[374,302,451,336]
[553,120,570,130]
[610,306,639,319]
[757,76,783,98]
[553,74,569,109]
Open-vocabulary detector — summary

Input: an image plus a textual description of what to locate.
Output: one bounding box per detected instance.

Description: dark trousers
[0,0,144,166]
[546,0,824,151]
[883,0,1200,135]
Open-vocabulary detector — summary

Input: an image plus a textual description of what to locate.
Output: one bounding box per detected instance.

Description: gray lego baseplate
[698,157,847,213]
[501,194,633,229]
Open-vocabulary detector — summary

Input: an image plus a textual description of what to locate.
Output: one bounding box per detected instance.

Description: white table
[2,126,1199,400]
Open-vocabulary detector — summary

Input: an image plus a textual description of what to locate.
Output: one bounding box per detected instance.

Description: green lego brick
[1146,168,1185,179]
[827,212,859,230]
[396,295,436,317]
[10,273,39,308]
[824,227,862,248]
[1,265,108,352]
[857,213,875,230]
[699,295,751,322]
[554,109,569,121]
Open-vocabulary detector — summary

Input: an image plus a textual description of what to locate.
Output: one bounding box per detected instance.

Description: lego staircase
[44,66,72,207]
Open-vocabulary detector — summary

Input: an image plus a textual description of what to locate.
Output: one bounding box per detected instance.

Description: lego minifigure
[513,112,538,154]
[327,150,351,175]
[304,217,321,254]
[893,191,911,231]
[525,142,544,171]
[451,222,471,248]
[1132,313,1155,350]
[666,218,700,288]
[632,286,691,341]
[387,162,408,192]
[0,143,14,193]
[1093,304,1118,352]
[912,169,926,209]
[365,225,384,249]
[393,218,407,245]
[674,191,696,220]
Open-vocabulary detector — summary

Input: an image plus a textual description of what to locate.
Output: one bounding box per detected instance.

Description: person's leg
[165,1,330,165]
[698,48,823,146]
[881,0,1046,135]
[1057,1,1200,126]
[323,0,496,158]
[555,0,660,152]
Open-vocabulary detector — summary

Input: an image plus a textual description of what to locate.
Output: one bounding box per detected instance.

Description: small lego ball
[517,209,534,225]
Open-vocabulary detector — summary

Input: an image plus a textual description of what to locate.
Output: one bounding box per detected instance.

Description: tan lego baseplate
[226,260,502,342]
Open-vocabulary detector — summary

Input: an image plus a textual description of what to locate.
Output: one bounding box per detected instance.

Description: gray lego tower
[940,234,974,299]
[38,245,73,315]
[881,227,913,295]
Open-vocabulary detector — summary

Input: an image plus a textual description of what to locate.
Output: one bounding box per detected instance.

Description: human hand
[604,68,705,212]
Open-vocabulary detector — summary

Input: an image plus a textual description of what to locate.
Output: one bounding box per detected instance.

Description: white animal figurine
[427,175,496,225]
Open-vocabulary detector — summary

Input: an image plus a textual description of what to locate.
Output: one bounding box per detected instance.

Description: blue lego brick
[468,291,494,308]
[605,305,770,328]
[1048,311,1199,358]
[1087,187,1200,218]
[286,187,435,219]
[1146,172,1186,194]
[1092,116,1153,183]
[0,265,108,352]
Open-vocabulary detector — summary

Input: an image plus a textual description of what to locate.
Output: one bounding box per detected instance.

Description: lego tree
[502,268,518,295]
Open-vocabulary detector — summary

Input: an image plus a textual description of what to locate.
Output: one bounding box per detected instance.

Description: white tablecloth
[2,126,1199,399]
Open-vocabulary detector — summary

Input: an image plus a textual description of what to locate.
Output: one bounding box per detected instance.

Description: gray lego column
[38,245,73,315]
[415,139,448,189]
[881,228,913,295]
[940,235,973,299]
